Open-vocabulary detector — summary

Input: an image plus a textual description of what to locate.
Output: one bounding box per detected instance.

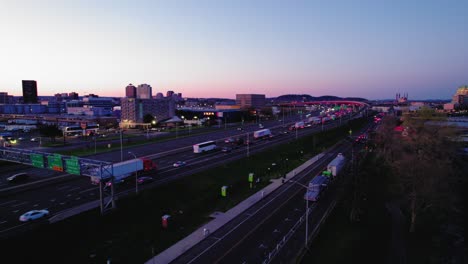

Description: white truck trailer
[327,153,346,177]
[91,158,155,185]
[308,117,322,125]
[253,129,272,139]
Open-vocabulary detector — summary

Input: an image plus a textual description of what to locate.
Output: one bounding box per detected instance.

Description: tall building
[452,85,468,106]
[137,84,152,99]
[0,92,10,104]
[126,84,137,98]
[69,92,79,100]
[121,97,175,123]
[166,90,174,97]
[236,94,266,108]
[22,80,38,104]
[155,92,164,99]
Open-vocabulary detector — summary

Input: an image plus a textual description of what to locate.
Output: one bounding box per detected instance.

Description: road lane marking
[56,185,72,190]
[0,221,7,225]
[11,201,28,207]
[79,187,96,194]
[0,200,18,206]
[68,187,81,192]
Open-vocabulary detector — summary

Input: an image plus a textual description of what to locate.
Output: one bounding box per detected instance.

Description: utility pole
[246,132,250,157]
[128,152,138,194]
[120,129,123,162]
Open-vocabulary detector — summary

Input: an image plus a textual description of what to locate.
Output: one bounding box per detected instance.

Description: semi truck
[304,175,330,201]
[253,129,272,139]
[289,121,305,130]
[327,153,346,177]
[91,158,156,185]
[308,117,322,125]
[322,116,332,123]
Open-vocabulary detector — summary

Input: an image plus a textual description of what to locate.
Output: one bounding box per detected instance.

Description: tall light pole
[289,180,311,249]
[282,107,285,127]
[246,132,250,157]
[120,129,123,162]
[128,151,138,194]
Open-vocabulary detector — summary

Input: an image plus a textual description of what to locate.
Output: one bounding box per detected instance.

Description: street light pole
[282,107,285,127]
[128,151,138,194]
[246,132,250,157]
[120,129,123,162]
[288,180,311,249]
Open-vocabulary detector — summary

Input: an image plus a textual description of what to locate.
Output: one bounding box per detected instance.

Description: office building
[126,84,137,98]
[69,92,79,100]
[0,92,12,104]
[121,97,175,124]
[452,85,468,106]
[236,94,266,108]
[166,91,174,97]
[22,80,38,104]
[137,84,152,99]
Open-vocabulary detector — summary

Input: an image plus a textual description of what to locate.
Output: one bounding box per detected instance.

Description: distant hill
[270,94,368,102]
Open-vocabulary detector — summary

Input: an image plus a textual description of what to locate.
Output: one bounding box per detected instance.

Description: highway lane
[0,111,363,237]
[0,119,337,234]
[0,114,302,184]
[170,120,372,264]
[169,142,348,264]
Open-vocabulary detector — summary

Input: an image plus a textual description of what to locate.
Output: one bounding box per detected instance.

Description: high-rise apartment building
[126,84,137,98]
[137,84,152,99]
[166,91,174,97]
[22,80,38,104]
[121,97,175,123]
[236,94,266,108]
[0,92,10,104]
[452,85,468,106]
[69,92,79,100]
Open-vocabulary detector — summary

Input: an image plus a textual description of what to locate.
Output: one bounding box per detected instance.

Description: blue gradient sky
[0,0,467,99]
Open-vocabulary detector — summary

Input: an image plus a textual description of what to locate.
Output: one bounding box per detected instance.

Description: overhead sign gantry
[0,147,117,214]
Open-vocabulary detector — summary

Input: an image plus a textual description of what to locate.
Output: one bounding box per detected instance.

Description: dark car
[221,147,232,153]
[137,176,154,185]
[7,173,29,183]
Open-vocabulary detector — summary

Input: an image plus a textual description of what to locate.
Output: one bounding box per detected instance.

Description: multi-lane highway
[0,111,362,238]
[169,141,351,263]
[169,121,372,264]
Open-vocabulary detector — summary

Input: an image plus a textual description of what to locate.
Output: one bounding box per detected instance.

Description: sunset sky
[0,0,467,99]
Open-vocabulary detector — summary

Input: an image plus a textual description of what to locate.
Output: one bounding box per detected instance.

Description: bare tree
[375,113,457,232]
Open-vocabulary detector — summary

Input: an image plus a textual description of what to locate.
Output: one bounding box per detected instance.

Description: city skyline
[1,1,467,100]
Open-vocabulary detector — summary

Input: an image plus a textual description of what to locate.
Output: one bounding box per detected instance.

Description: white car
[173,161,186,168]
[19,209,49,222]
[30,138,39,142]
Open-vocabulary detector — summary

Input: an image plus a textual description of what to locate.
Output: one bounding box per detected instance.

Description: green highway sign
[31,154,45,168]
[48,154,63,172]
[65,156,80,175]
